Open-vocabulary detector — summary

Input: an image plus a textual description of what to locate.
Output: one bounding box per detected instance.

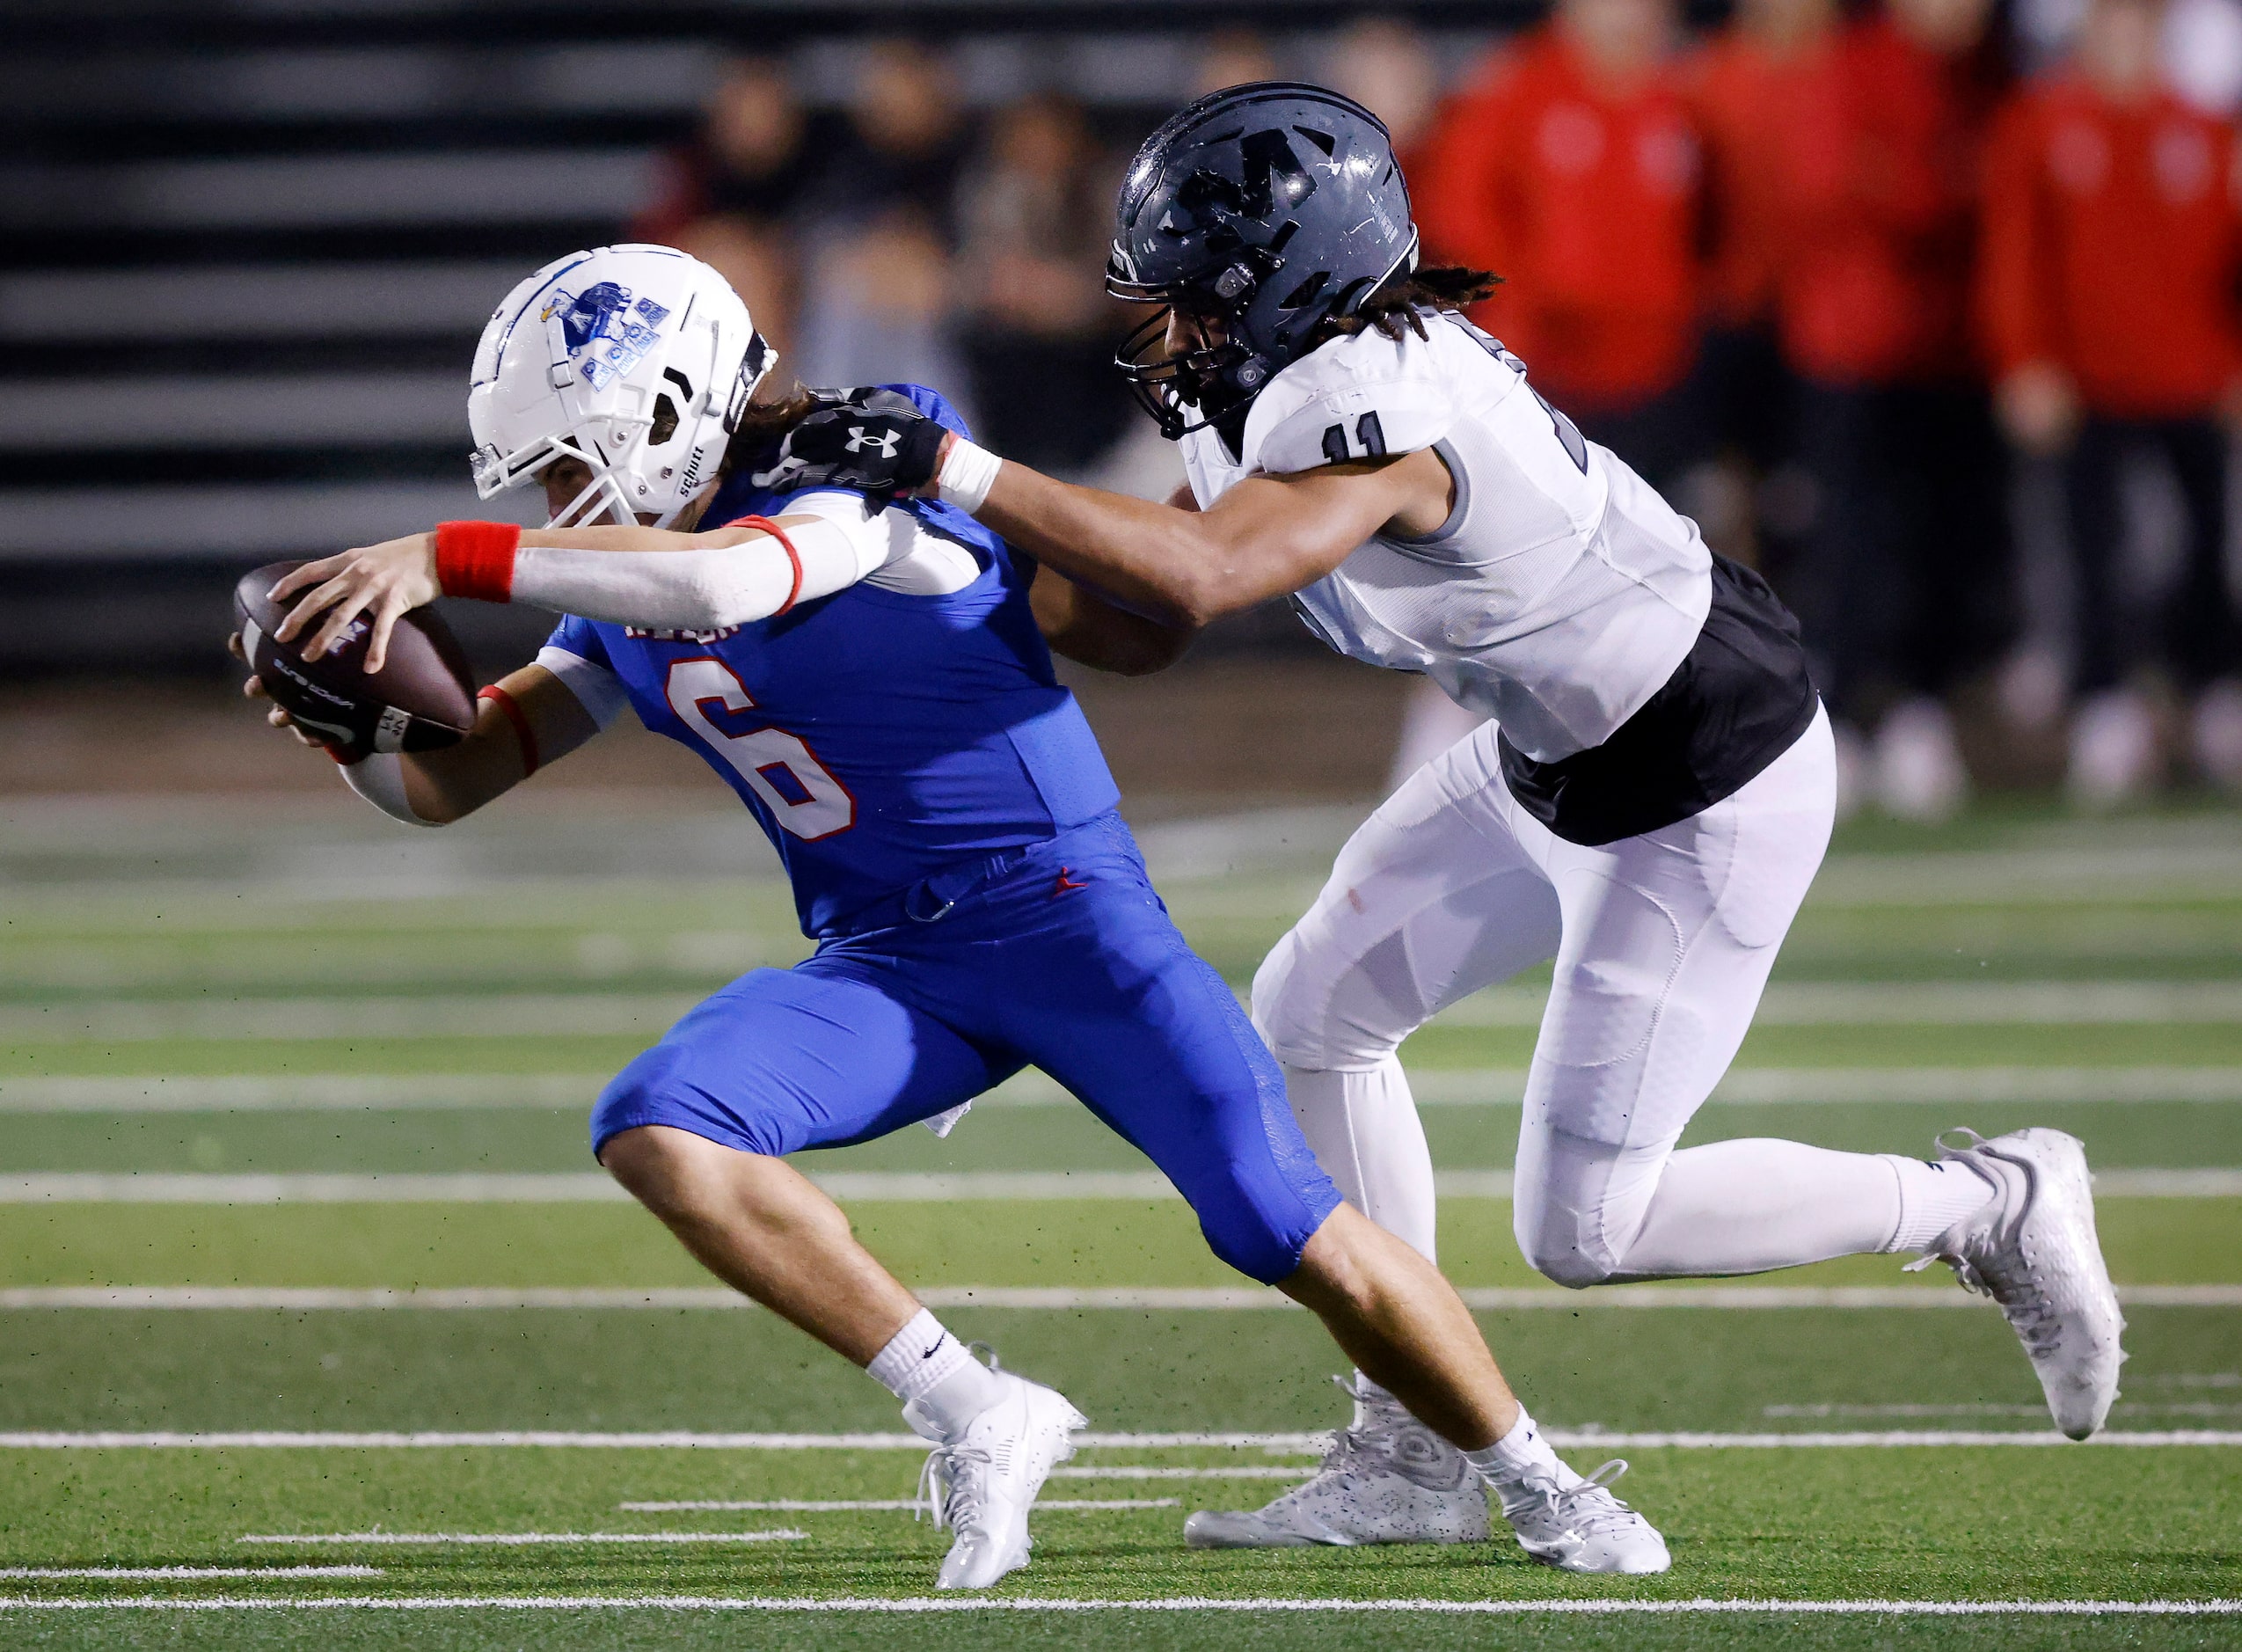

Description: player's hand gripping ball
[231,561,477,760]
[754,388,947,497]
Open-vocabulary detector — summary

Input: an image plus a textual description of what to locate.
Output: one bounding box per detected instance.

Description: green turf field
[1,797,2237,1647]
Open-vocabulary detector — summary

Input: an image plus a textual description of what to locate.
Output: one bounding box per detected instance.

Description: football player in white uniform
[761,82,2129,1552]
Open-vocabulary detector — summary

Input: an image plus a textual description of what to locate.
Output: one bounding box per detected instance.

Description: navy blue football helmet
[1108,81,1420,439]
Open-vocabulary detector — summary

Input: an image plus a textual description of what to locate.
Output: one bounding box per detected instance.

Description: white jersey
[1179,311,1711,764]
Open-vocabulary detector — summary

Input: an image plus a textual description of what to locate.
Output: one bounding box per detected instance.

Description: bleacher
[0,0,1513,676]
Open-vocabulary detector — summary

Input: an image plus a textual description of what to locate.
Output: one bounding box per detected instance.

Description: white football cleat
[1907,1128,2126,1438]
[1184,1378,1488,1548]
[908,1360,1087,1590]
[1493,1458,1670,1575]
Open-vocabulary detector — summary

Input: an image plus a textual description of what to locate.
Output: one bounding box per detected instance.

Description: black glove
[752,388,948,497]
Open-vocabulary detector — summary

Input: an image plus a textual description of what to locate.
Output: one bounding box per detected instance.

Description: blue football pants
[591,813,1340,1283]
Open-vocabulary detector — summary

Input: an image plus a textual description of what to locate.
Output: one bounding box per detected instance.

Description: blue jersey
[544,384,1120,939]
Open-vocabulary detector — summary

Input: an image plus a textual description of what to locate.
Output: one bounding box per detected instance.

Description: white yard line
[612,1499,1179,1512]
[1411,1066,2242,1105]
[0,1429,1327,1451]
[1048,1466,1313,1480]
[0,1594,2234,1615]
[7,1064,2242,1114]
[0,1075,603,1113]
[10,979,2242,1045]
[4,1283,2235,1311]
[0,995,700,1044]
[237,1531,806,1546]
[1,1167,2231,1202]
[4,1429,2237,1450]
[1431,980,2242,1027]
[0,1173,636,1203]
[0,1567,379,1579]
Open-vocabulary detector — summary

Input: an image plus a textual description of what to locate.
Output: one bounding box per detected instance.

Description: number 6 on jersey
[664,656,857,841]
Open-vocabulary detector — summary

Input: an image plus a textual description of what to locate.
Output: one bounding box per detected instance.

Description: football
[232,559,478,760]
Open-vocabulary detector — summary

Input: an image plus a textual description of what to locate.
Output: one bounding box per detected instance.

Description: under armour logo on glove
[753,388,947,498]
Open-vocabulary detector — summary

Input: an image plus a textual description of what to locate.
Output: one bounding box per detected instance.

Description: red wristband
[435,521,521,603]
[727,515,803,614]
[478,683,537,778]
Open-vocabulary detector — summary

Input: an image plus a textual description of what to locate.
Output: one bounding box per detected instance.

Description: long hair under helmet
[469,244,775,528]
[1108,81,1420,440]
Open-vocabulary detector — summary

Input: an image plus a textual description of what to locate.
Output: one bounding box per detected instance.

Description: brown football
[232,560,477,759]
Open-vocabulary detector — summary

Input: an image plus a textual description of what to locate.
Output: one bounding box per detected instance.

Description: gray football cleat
[908,1359,1087,1590]
[1493,1458,1671,1575]
[1184,1378,1489,1548]
[1907,1127,2126,1439]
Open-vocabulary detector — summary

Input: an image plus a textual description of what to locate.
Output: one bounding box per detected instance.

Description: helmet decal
[543,282,670,392]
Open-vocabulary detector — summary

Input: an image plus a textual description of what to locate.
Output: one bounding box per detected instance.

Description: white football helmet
[468,244,776,528]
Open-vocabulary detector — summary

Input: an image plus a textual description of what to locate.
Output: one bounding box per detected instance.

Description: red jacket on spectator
[1771,16,1991,386]
[1689,29,1836,328]
[1415,27,1702,412]
[1978,76,2242,417]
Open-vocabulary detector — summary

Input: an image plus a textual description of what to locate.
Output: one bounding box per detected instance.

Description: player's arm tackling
[971,450,1448,631]
[760,393,1455,636]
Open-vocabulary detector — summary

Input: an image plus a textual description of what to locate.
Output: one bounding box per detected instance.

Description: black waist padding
[1497,553,1820,846]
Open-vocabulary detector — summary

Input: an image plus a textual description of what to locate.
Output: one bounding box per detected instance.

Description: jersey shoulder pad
[1244,325,1458,477]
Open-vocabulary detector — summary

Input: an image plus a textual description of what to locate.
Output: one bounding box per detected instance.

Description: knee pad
[1514,1224,1618,1290]
[1510,1132,1629,1290]
[1249,927,1325,1069]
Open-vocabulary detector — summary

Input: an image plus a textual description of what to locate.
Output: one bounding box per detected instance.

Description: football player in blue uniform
[245,245,1669,1585]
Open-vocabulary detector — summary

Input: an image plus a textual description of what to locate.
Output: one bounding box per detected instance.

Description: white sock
[1882,1155,1999,1253]
[1463,1409,1580,1489]
[1282,1056,1439,1262]
[865,1309,1003,1436]
[1613,1138,1912,1276]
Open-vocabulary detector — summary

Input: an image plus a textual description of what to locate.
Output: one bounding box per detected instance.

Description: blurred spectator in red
[1689,0,1837,531]
[953,95,1131,474]
[1325,17,1444,173]
[634,57,810,351]
[1767,0,2015,819]
[1693,0,1837,333]
[1982,0,2242,799]
[1415,0,1707,489]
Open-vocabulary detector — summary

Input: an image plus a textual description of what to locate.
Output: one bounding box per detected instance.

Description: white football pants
[1254,706,1980,1286]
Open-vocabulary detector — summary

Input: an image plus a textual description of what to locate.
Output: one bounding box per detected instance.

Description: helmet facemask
[1111,303,1260,442]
